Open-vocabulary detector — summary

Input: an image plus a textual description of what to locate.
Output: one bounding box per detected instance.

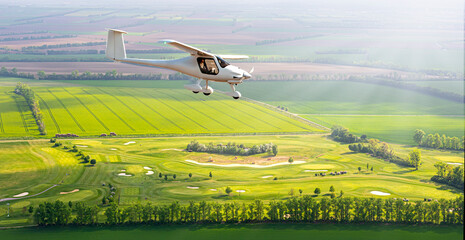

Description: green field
[303,115,464,144]
[0,134,462,226]
[0,224,462,240]
[212,80,464,144]
[0,78,320,138]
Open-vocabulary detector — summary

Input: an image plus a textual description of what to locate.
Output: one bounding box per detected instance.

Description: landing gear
[184,79,202,93]
[226,83,241,99]
[202,80,213,96]
[193,91,199,94]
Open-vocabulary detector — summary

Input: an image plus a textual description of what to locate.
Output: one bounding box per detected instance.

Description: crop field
[0,78,320,138]
[211,80,464,144]
[0,134,462,227]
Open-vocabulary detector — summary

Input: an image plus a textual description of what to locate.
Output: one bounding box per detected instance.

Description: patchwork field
[0,134,462,226]
[0,78,320,138]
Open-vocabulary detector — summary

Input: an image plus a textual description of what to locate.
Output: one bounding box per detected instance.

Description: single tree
[299,189,303,196]
[90,159,96,165]
[288,157,294,164]
[173,174,177,180]
[272,145,278,156]
[314,187,321,195]
[329,185,335,193]
[414,129,425,145]
[371,166,374,172]
[189,173,192,178]
[68,201,73,208]
[367,163,369,170]
[209,172,212,178]
[164,175,168,180]
[409,149,422,170]
[225,186,233,196]
[358,166,362,172]
[28,206,34,214]
[159,172,162,178]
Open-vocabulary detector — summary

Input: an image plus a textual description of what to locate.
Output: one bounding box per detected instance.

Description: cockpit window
[216,56,230,68]
[197,57,219,75]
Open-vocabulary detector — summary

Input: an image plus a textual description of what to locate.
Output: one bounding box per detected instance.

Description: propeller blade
[249,67,254,73]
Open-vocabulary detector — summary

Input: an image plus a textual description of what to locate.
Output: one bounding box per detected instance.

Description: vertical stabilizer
[106,29,127,60]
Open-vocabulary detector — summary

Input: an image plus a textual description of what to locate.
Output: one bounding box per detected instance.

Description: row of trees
[414,129,464,151]
[330,126,365,143]
[0,67,35,79]
[34,196,464,226]
[21,41,105,51]
[14,82,46,134]
[432,162,464,189]
[186,140,278,156]
[0,34,75,42]
[348,140,417,168]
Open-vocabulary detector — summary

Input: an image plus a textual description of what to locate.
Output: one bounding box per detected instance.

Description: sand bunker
[146,171,154,175]
[370,191,390,196]
[118,173,132,176]
[13,192,29,197]
[304,170,328,172]
[261,175,274,178]
[161,148,183,151]
[447,162,463,166]
[123,141,136,145]
[210,189,217,191]
[110,148,118,151]
[187,186,199,189]
[185,160,305,168]
[76,145,88,148]
[60,189,79,195]
[236,190,246,193]
[143,167,152,170]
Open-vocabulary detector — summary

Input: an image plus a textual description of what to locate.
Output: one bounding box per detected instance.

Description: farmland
[0,134,463,227]
[0,78,320,138]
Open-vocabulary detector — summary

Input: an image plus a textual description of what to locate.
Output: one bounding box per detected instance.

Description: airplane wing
[218,55,249,60]
[159,39,214,57]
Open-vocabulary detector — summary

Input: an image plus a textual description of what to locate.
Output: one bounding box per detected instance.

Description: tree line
[414,129,464,151]
[186,140,278,156]
[0,35,75,42]
[432,162,464,190]
[33,196,463,226]
[21,41,105,51]
[14,82,46,135]
[0,67,35,79]
[331,126,415,168]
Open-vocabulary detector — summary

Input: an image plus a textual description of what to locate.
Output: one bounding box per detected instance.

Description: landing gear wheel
[203,92,211,96]
[233,96,240,99]
[193,91,199,94]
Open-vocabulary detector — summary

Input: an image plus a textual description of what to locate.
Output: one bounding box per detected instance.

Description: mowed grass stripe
[50,88,104,133]
[160,89,233,131]
[119,88,185,132]
[207,94,282,131]
[12,94,29,132]
[133,89,205,132]
[149,89,209,131]
[62,88,110,132]
[36,95,60,133]
[241,100,312,131]
[36,90,81,133]
[47,89,86,132]
[81,88,135,132]
[98,88,160,132]
[68,88,133,133]
[185,93,257,131]
[0,113,4,133]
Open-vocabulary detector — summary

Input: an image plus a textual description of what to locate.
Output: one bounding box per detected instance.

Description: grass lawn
[0,135,462,226]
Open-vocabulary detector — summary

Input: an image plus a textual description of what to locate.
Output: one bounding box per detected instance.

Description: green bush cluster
[15,82,46,134]
[186,140,277,156]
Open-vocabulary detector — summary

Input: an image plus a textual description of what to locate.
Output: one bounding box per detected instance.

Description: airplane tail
[106,29,127,60]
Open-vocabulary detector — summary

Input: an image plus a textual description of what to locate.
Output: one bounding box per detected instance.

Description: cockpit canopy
[216,55,230,68]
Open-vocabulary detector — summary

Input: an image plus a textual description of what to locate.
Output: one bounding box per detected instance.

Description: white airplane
[106,29,253,99]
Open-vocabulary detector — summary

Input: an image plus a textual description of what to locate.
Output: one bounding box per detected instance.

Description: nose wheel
[228,83,241,99]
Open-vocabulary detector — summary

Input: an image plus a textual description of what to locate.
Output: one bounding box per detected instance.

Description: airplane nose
[243,71,252,79]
